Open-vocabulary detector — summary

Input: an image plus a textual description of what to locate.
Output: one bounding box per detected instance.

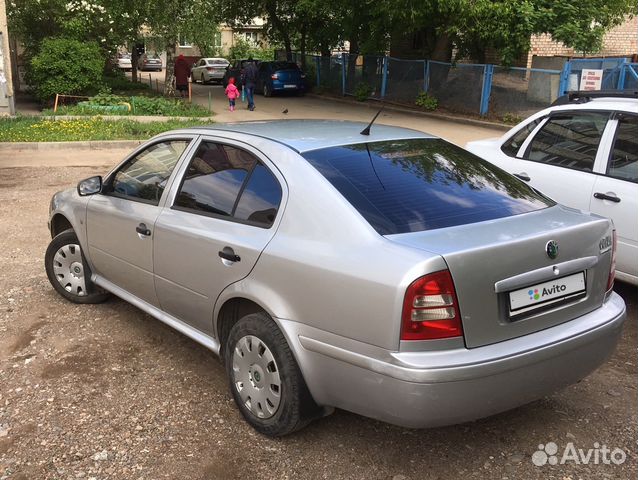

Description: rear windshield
[209,59,228,65]
[271,62,300,70]
[302,139,554,235]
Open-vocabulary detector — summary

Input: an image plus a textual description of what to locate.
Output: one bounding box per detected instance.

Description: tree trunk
[164,42,176,97]
[347,38,359,91]
[431,33,453,62]
[131,47,139,83]
[299,25,307,70]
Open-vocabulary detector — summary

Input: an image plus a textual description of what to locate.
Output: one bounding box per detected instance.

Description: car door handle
[135,223,151,236]
[514,173,531,182]
[218,247,241,263]
[593,192,621,203]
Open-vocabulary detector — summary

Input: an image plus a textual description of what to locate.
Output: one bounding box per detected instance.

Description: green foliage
[228,35,276,61]
[502,113,522,125]
[29,38,105,103]
[354,82,372,101]
[103,75,152,94]
[415,92,438,111]
[45,94,210,117]
[0,117,214,142]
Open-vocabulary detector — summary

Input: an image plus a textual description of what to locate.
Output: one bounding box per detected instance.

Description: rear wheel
[201,73,206,85]
[263,83,271,97]
[191,73,196,83]
[224,313,319,436]
[45,229,109,304]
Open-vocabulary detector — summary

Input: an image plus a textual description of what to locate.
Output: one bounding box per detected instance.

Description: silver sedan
[46,120,626,436]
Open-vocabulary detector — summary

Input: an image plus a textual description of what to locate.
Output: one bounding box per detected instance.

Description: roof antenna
[360,106,384,135]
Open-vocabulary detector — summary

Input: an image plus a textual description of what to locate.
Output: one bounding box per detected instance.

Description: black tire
[263,83,271,97]
[45,229,110,304]
[201,73,206,85]
[224,312,319,436]
[191,73,196,83]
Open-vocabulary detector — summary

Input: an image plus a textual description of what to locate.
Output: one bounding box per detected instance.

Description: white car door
[589,112,638,283]
[506,111,612,210]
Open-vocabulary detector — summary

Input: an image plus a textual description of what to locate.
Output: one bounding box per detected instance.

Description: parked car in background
[137,53,163,72]
[256,61,305,96]
[191,57,230,84]
[46,120,625,436]
[466,91,638,285]
[222,59,260,88]
[117,53,132,71]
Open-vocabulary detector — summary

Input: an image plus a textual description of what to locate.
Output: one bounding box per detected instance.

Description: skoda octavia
[45,120,626,436]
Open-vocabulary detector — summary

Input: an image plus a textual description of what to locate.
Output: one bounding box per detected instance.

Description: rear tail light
[606,229,617,291]
[401,270,463,341]
[206,67,213,72]
[271,73,279,80]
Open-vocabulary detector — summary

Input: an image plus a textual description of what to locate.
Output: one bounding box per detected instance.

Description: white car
[191,57,230,84]
[466,92,638,285]
[117,53,132,71]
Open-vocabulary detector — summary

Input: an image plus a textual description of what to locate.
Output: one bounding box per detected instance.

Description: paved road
[134,69,505,146]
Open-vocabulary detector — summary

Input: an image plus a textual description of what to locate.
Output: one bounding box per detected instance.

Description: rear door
[589,112,638,282]
[513,111,611,210]
[153,137,285,335]
[86,138,194,306]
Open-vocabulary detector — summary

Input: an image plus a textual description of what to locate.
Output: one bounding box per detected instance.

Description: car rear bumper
[280,292,626,428]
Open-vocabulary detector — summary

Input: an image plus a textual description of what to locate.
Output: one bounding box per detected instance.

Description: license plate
[284,84,297,89]
[509,272,586,312]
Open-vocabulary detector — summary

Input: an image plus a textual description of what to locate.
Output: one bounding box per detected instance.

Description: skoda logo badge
[546,240,559,259]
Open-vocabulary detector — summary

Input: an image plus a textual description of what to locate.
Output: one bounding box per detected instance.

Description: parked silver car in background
[191,57,230,84]
[46,120,626,436]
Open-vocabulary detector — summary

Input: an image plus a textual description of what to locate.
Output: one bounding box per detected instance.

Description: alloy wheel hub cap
[52,244,87,296]
[232,335,282,419]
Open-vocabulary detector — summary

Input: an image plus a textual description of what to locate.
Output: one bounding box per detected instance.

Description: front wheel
[201,73,206,85]
[45,229,110,304]
[224,313,319,436]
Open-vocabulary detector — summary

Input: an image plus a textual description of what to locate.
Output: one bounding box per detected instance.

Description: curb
[305,93,512,132]
[0,140,144,151]
[44,115,215,122]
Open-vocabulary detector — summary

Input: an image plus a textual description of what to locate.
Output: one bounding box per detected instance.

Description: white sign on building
[579,69,604,91]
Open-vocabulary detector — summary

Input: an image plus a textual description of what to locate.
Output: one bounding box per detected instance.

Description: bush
[502,113,522,125]
[354,82,372,101]
[29,38,105,104]
[415,92,438,110]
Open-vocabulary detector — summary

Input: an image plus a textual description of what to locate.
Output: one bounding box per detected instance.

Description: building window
[179,35,192,48]
[214,32,222,48]
[244,32,259,45]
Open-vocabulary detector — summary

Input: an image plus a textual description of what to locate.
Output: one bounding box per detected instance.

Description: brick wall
[527,15,637,67]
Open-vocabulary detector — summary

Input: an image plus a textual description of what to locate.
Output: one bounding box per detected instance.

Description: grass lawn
[0,117,213,142]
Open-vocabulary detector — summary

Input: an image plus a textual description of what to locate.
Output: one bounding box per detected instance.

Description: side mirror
[77,176,102,196]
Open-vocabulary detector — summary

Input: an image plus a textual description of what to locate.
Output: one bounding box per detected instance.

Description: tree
[384,0,637,65]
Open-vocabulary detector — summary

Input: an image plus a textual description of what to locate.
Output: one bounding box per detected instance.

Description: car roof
[546,97,638,114]
[177,120,434,153]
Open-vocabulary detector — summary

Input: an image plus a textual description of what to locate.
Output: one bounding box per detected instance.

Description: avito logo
[528,284,567,301]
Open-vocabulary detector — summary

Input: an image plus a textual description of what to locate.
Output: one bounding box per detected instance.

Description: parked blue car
[256,61,305,97]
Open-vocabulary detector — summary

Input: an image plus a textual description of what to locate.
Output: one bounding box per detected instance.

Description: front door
[86,139,193,306]
[153,139,284,335]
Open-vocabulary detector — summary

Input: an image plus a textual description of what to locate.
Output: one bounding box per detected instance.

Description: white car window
[500,118,543,157]
[607,114,638,183]
[524,112,610,173]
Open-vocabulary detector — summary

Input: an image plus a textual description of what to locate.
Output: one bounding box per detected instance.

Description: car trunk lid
[387,206,613,348]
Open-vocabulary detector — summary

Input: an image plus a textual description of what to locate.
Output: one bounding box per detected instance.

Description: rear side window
[501,118,541,157]
[302,139,554,235]
[607,114,638,183]
[524,112,609,172]
[174,142,282,227]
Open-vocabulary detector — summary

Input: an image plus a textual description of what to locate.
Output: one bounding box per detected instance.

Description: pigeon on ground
[282,108,288,114]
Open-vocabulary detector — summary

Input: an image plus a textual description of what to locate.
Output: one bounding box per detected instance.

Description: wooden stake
[188,81,192,103]
[53,94,59,113]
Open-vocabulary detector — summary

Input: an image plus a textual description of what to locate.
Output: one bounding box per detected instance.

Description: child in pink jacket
[225,77,240,112]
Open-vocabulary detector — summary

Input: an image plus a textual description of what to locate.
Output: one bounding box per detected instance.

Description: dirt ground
[0,155,636,480]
